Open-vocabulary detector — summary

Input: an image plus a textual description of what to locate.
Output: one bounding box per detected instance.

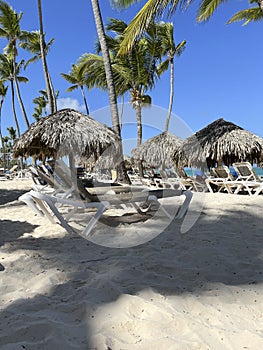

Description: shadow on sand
[0,203,262,348]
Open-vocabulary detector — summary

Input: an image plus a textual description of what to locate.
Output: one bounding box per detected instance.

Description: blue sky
[1,0,263,154]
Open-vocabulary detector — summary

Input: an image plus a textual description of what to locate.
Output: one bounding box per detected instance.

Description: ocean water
[254,167,263,177]
[184,166,263,178]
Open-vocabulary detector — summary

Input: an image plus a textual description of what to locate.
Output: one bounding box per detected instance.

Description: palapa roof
[131,131,183,168]
[13,108,120,160]
[173,118,263,169]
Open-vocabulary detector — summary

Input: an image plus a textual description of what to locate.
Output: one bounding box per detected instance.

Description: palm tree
[0,0,30,128]
[80,19,166,146]
[37,0,57,114]
[0,54,22,136]
[0,80,8,148]
[197,0,263,24]
[90,0,130,183]
[7,125,16,145]
[61,64,90,115]
[33,95,47,120]
[32,89,59,120]
[19,30,57,102]
[80,18,168,176]
[32,104,43,121]
[156,22,186,131]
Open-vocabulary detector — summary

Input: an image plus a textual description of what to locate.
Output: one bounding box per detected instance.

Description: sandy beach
[0,178,263,349]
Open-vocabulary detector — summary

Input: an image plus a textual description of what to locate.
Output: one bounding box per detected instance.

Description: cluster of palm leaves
[62,18,185,149]
[0,0,56,147]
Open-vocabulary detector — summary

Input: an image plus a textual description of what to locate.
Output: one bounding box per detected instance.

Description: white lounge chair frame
[21,188,193,239]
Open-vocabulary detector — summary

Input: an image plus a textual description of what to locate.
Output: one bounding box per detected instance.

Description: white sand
[0,179,263,349]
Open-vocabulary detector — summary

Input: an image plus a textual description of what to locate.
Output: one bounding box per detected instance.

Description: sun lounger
[24,186,192,239]
[205,164,263,195]
[205,166,243,194]
[20,160,193,238]
[159,169,207,192]
[232,162,263,195]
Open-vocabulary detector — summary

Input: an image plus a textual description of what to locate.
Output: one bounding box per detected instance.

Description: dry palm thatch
[173,118,263,169]
[13,109,120,161]
[131,131,183,168]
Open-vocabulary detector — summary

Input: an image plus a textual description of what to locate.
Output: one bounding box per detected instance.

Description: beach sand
[0,179,263,349]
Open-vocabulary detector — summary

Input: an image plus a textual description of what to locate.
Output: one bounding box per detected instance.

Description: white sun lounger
[21,187,193,239]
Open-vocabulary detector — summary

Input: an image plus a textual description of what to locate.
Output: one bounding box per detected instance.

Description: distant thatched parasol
[13,109,119,161]
[131,131,183,168]
[173,118,263,169]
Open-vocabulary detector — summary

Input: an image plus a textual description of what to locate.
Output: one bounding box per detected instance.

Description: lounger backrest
[233,162,258,181]
[54,159,97,201]
[213,166,235,180]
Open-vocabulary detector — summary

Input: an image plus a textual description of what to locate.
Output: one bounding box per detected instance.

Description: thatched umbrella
[173,118,263,169]
[13,108,120,161]
[131,131,183,169]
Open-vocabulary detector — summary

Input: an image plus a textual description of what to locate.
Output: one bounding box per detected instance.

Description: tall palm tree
[0,53,24,137]
[80,18,168,176]
[0,0,30,128]
[61,64,90,115]
[0,80,8,148]
[37,0,57,114]
[90,0,130,183]
[19,29,56,101]
[80,19,166,146]
[156,22,186,131]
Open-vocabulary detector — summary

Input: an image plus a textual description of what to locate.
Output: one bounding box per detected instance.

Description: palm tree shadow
[0,207,262,348]
[0,219,38,247]
[0,189,28,205]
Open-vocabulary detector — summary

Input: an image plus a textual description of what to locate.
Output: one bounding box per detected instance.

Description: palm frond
[118,0,171,55]
[17,76,28,83]
[228,7,263,25]
[156,59,169,76]
[197,0,228,22]
[110,0,141,9]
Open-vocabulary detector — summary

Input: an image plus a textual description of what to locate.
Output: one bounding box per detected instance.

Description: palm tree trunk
[11,80,23,169]
[0,111,3,148]
[10,80,21,137]
[91,0,120,134]
[165,57,174,132]
[14,74,30,129]
[135,104,144,177]
[119,95,125,130]
[136,104,143,146]
[47,70,57,111]
[37,0,57,114]
[80,86,90,115]
[91,0,130,184]
[0,130,3,149]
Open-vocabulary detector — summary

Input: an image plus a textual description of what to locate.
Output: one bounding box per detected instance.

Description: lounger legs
[19,193,44,217]
[175,190,193,219]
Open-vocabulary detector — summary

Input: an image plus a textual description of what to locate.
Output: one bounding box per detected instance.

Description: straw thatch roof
[131,131,183,168]
[13,109,119,160]
[173,118,263,169]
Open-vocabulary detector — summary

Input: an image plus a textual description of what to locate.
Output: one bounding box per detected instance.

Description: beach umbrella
[13,108,120,161]
[173,118,263,169]
[131,131,183,169]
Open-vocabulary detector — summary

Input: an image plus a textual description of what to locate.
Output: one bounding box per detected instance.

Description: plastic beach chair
[25,187,193,239]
